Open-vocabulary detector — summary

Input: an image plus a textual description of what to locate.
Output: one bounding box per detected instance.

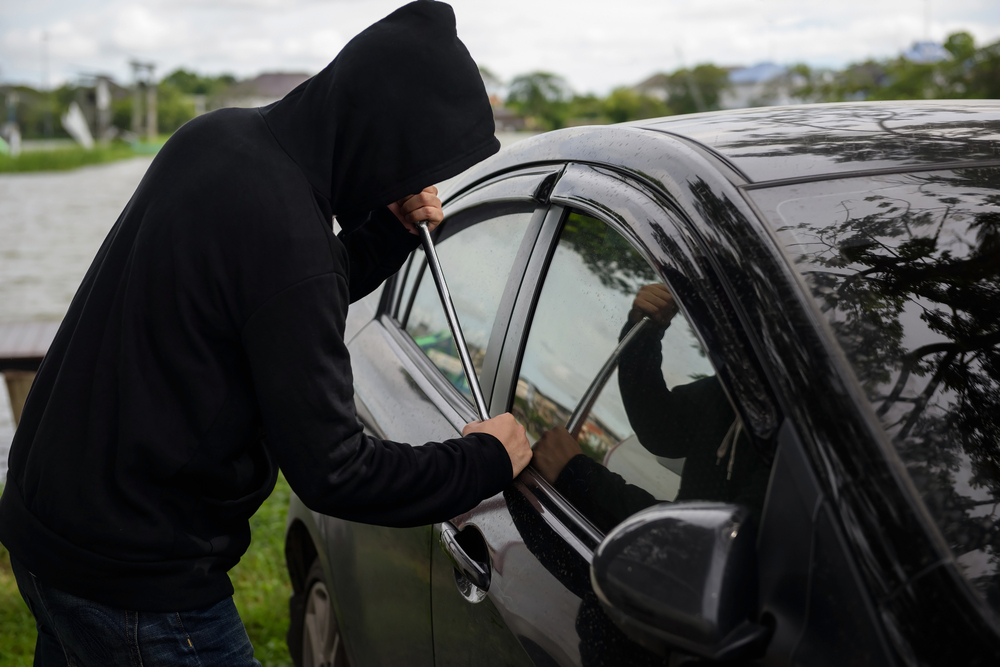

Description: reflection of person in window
[533,284,771,533]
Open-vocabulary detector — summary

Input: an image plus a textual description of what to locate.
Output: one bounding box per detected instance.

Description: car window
[514,211,772,534]
[398,204,535,401]
[750,168,1000,615]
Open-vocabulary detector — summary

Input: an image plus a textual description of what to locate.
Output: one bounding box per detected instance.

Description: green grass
[233,473,294,667]
[0,475,294,666]
[0,531,36,667]
[0,142,160,173]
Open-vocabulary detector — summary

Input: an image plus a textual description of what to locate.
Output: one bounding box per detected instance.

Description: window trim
[377,169,555,421]
[496,163,780,550]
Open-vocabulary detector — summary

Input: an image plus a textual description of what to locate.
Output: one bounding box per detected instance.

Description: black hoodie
[0,1,509,612]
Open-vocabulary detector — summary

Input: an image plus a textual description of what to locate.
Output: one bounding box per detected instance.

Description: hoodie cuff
[372,206,422,258]
[463,431,514,497]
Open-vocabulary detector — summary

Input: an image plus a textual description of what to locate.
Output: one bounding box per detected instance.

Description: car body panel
[288,102,1000,666]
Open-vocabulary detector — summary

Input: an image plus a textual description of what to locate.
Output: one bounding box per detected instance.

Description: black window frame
[494,162,782,559]
[375,167,559,424]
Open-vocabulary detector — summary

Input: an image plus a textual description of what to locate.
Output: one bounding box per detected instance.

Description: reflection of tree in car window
[535,286,772,533]
[517,212,772,534]
[759,168,1000,612]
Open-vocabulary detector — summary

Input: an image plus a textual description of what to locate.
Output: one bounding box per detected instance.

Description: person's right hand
[463,413,532,479]
[629,283,679,328]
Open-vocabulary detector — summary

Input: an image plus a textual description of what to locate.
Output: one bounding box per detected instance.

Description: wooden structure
[0,321,60,426]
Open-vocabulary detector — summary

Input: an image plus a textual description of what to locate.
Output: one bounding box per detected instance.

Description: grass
[0,142,161,173]
[0,474,294,666]
[232,473,294,667]
[0,530,36,667]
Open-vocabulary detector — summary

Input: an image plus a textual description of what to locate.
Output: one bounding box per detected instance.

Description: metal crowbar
[416,220,491,422]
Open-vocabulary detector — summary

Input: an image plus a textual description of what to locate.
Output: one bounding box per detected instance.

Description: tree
[794,32,1000,103]
[507,71,573,130]
[602,87,671,124]
[663,64,730,114]
[161,69,236,97]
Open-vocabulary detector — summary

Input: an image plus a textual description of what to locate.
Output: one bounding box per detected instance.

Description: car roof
[445,101,1000,200]
[632,100,1000,183]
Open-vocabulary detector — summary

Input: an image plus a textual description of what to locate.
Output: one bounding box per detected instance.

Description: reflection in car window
[753,168,1000,613]
[400,206,534,400]
[517,211,772,533]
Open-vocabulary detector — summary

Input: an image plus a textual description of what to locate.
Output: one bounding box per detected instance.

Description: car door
[323,168,557,667]
[430,163,783,666]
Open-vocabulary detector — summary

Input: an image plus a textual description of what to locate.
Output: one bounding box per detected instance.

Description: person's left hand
[533,426,584,484]
[388,186,443,235]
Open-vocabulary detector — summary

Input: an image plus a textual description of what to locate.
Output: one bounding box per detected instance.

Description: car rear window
[750,168,1000,612]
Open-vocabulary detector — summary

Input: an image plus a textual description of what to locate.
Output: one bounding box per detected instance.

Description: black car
[284,100,1000,666]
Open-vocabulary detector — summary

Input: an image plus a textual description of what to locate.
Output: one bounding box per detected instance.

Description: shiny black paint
[758,421,895,665]
[443,102,1000,200]
[430,520,537,667]
[286,103,1000,666]
[547,163,779,442]
[462,162,785,664]
[642,101,1000,184]
[591,502,766,661]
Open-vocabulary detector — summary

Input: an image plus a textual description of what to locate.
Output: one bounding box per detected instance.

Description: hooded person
[0,2,531,665]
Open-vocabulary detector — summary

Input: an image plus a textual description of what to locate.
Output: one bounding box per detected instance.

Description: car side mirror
[590,502,771,661]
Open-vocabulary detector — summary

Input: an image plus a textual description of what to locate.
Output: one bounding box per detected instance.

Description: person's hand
[388,186,443,235]
[463,413,532,479]
[629,283,679,328]
[532,426,583,485]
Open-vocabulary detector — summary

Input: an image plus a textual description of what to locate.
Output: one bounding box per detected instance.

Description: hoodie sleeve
[618,322,735,459]
[337,208,420,303]
[241,269,512,527]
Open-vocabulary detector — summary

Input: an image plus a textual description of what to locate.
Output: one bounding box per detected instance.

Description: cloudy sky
[2,0,999,94]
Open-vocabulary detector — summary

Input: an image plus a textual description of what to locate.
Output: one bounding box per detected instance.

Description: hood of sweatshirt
[260,0,500,232]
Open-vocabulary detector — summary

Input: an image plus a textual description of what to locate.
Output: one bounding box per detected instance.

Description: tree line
[501,30,1000,130]
[3,30,998,141]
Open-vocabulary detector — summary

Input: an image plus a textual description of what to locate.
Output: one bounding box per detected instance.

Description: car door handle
[439,522,491,591]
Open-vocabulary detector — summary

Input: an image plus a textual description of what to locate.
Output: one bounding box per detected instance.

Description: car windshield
[751,168,1000,612]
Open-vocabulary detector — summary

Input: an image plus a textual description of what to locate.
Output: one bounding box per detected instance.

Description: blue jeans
[11,557,261,667]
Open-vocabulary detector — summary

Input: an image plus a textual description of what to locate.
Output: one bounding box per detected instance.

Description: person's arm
[533,427,659,533]
[618,284,733,459]
[555,455,660,534]
[337,207,420,302]
[242,268,527,527]
[336,186,443,303]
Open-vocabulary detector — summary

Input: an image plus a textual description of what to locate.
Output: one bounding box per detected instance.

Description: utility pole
[41,31,48,91]
[130,60,157,142]
[42,31,53,137]
[95,76,112,143]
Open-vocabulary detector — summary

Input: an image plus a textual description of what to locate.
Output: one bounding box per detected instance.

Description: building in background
[209,72,311,110]
[720,62,803,109]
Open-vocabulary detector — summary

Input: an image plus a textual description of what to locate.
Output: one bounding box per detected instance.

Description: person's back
[0,106,330,609]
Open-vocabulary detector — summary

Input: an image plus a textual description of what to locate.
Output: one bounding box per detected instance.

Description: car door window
[516,210,771,533]
[397,203,535,401]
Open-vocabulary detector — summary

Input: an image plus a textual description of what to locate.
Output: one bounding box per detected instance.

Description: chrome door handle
[439,522,491,591]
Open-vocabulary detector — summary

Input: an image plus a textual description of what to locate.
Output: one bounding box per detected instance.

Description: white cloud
[280,29,346,60]
[111,5,185,52]
[0,0,997,91]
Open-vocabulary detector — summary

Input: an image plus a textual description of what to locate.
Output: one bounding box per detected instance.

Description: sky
[1,0,999,95]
